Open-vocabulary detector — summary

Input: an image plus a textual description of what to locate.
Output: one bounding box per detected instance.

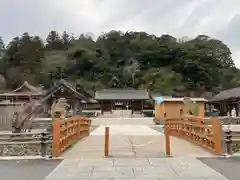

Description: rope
[130,136,161,147]
[114,136,161,147]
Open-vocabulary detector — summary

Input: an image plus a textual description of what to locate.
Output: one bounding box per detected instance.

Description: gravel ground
[0,159,62,180]
[199,157,240,180]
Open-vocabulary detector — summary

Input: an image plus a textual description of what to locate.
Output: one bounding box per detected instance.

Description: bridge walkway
[62,124,216,159]
[44,117,227,180]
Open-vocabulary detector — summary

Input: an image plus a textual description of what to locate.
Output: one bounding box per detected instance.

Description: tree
[0,36,5,56]
[46,31,63,50]
[123,58,140,87]
[0,30,238,97]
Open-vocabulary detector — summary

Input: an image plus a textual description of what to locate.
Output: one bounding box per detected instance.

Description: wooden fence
[52,115,91,157]
[164,115,222,155]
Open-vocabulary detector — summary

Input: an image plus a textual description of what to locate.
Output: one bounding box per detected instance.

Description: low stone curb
[225,153,240,158]
[0,156,64,160]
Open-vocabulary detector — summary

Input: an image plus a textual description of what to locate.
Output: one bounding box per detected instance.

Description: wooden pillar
[73,100,81,115]
[104,126,110,157]
[210,117,222,155]
[101,102,103,115]
[52,118,61,157]
[111,101,113,113]
[238,102,240,116]
[164,120,171,156]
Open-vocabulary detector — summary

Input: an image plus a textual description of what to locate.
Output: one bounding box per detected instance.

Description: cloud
[1,0,240,66]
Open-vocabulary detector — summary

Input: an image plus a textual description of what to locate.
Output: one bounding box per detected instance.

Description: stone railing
[52,115,91,157]
[0,113,91,157]
[218,116,240,125]
[164,115,222,155]
[26,118,52,132]
[224,129,240,155]
[0,132,52,156]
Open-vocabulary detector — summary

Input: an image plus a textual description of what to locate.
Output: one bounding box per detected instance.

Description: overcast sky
[1,0,240,66]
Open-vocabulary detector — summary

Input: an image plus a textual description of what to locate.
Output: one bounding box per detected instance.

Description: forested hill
[0,30,240,97]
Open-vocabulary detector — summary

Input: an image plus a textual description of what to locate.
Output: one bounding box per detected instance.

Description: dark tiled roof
[95,88,149,100]
[43,79,90,102]
[0,92,43,96]
[208,86,240,102]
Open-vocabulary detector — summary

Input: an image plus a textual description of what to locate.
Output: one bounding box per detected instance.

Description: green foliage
[0,30,238,96]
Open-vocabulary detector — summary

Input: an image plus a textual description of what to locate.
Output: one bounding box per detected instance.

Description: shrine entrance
[95,76,149,116]
[114,101,131,110]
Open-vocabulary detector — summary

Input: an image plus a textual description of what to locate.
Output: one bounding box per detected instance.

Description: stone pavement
[62,125,215,158]
[0,159,62,180]
[52,121,224,179]
[199,157,240,180]
[44,157,229,180]
[90,117,155,126]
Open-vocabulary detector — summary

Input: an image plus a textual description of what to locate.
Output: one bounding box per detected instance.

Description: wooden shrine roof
[12,81,44,93]
[108,76,123,88]
[43,79,90,102]
[95,88,149,100]
[0,81,45,97]
[208,86,240,102]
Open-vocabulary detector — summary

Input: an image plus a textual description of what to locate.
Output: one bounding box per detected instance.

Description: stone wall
[0,143,42,156]
[0,131,52,157]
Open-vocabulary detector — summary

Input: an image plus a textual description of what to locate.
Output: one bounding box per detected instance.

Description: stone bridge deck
[62,125,216,159]
[45,118,229,180]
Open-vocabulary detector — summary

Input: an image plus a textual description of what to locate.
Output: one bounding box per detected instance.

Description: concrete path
[62,125,215,158]
[199,157,240,180]
[0,159,62,180]
[44,157,229,180]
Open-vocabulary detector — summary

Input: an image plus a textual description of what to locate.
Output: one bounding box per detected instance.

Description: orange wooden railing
[164,115,222,155]
[52,115,91,157]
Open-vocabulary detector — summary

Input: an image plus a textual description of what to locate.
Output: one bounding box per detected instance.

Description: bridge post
[165,129,171,156]
[104,126,110,157]
[52,117,61,157]
[210,117,222,155]
[164,119,171,156]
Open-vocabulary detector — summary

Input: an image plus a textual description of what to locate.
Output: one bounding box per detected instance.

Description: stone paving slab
[0,159,62,180]
[199,157,240,180]
[114,158,150,166]
[62,125,215,159]
[91,125,162,136]
[44,157,229,180]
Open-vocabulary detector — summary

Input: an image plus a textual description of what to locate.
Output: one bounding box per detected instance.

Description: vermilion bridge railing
[164,115,222,155]
[52,115,91,157]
